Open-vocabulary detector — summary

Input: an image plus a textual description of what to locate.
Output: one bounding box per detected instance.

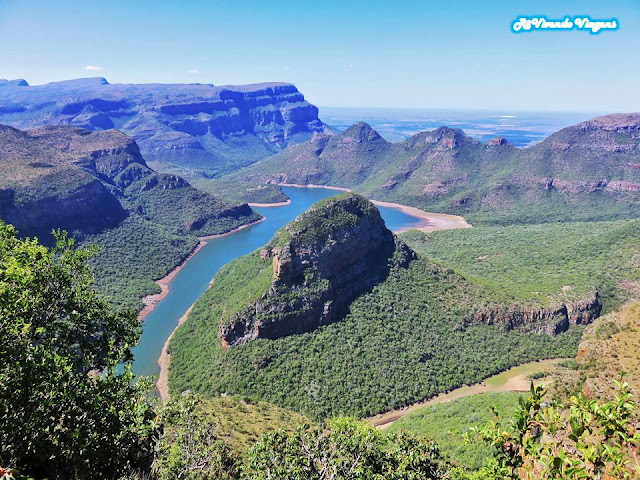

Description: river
[131,186,428,377]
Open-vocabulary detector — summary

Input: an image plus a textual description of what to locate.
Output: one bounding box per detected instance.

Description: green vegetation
[208,116,640,226]
[388,393,524,470]
[550,302,640,403]
[278,193,376,246]
[82,216,198,310]
[193,252,273,328]
[473,381,640,479]
[0,125,261,310]
[152,382,640,479]
[153,399,450,480]
[0,222,158,479]
[401,219,640,311]
[152,395,309,479]
[170,258,582,419]
[194,178,289,204]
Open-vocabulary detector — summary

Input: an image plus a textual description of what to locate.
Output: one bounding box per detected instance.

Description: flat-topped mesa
[219,194,416,347]
[577,113,640,131]
[0,78,329,173]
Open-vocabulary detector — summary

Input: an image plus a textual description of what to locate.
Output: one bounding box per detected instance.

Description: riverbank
[367,358,564,429]
[156,305,193,400]
[138,217,265,322]
[248,199,291,207]
[276,183,471,233]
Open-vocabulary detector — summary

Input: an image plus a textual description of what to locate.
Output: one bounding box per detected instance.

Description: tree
[0,223,159,479]
[246,417,448,479]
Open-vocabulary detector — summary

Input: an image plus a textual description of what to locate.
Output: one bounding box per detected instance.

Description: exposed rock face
[473,291,602,336]
[219,194,415,346]
[486,136,509,146]
[0,124,259,240]
[0,77,330,174]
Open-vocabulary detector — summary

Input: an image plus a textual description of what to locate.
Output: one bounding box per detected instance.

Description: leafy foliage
[0,222,159,479]
[152,396,242,480]
[472,381,640,479]
[246,418,449,480]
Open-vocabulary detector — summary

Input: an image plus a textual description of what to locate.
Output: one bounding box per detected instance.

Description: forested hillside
[0,124,260,308]
[209,114,640,225]
[169,196,588,418]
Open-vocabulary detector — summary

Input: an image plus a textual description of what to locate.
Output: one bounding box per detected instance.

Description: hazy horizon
[1,0,638,111]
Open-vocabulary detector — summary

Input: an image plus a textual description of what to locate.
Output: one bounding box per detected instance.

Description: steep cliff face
[473,291,602,336]
[0,124,260,240]
[218,194,415,346]
[0,77,329,175]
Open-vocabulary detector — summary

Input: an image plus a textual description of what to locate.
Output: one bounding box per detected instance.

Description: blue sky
[0,0,638,111]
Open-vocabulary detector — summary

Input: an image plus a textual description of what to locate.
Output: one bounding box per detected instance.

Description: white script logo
[512,16,618,34]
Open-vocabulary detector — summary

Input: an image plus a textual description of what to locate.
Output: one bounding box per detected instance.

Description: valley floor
[368,358,565,428]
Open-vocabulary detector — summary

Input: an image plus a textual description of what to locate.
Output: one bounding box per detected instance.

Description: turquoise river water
[131,186,425,377]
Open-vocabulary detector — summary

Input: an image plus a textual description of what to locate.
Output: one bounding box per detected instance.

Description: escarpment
[472,290,602,336]
[0,77,329,174]
[218,194,416,347]
[213,113,640,224]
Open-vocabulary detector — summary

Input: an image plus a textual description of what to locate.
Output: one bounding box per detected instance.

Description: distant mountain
[0,124,260,307]
[212,114,640,224]
[0,77,330,176]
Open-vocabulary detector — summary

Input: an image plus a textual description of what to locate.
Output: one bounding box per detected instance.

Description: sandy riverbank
[156,305,193,400]
[248,199,291,207]
[137,217,265,322]
[278,183,472,233]
[367,358,564,429]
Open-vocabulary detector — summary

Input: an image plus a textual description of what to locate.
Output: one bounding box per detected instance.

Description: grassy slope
[169,257,582,419]
[192,252,273,327]
[400,219,640,311]
[387,392,524,470]
[550,301,640,402]
[186,395,309,456]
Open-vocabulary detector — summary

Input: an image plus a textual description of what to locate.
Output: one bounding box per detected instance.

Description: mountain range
[0,77,329,176]
[212,114,640,224]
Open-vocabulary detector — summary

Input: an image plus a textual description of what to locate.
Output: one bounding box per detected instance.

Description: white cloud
[84,65,103,72]
[187,68,201,74]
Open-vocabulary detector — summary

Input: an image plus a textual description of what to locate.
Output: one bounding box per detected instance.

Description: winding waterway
[131,186,427,377]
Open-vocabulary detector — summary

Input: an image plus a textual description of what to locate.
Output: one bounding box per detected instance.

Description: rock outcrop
[472,290,602,336]
[0,77,330,175]
[219,194,415,346]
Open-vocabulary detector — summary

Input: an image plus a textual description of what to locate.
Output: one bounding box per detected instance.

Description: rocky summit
[218,193,415,346]
[0,77,329,175]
